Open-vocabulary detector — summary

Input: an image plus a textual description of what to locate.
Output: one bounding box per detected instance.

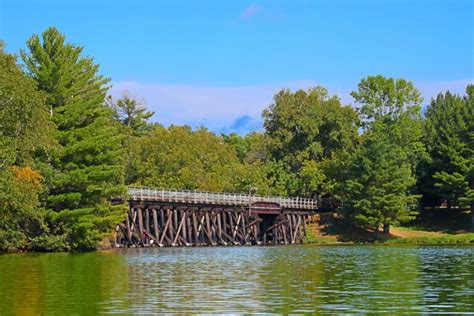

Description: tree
[343,123,419,236]
[0,42,59,251]
[262,86,359,197]
[342,76,424,235]
[128,125,247,192]
[21,27,126,250]
[107,92,154,135]
[351,75,422,130]
[422,86,474,229]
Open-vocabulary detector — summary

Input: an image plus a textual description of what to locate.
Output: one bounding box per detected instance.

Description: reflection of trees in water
[0,254,44,315]
[0,251,129,315]
[0,246,472,314]
[358,246,423,312]
[123,247,270,313]
[418,247,474,313]
[256,246,368,313]
[256,246,423,313]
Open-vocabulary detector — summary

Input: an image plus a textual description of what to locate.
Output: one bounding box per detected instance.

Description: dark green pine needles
[21,27,127,250]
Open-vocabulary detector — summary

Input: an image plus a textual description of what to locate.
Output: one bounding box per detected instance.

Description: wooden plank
[172,211,187,246]
[282,220,288,244]
[126,211,132,241]
[118,223,133,244]
[240,214,247,244]
[217,211,223,240]
[160,208,165,229]
[145,208,150,244]
[152,209,159,240]
[186,214,193,244]
[159,212,171,245]
[192,211,199,245]
[182,210,188,242]
[292,214,302,242]
[204,211,216,245]
[233,213,242,238]
[288,214,294,244]
[137,208,144,242]
[302,214,307,242]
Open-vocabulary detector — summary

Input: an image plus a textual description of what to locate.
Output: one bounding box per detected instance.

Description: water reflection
[0,246,473,314]
[0,251,129,315]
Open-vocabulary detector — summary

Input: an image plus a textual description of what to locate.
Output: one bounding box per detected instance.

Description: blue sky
[1,0,473,134]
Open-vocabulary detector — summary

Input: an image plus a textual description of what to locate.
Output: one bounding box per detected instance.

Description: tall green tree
[262,86,359,197]
[342,76,424,235]
[343,123,419,235]
[21,27,126,250]
[422,86,474,229]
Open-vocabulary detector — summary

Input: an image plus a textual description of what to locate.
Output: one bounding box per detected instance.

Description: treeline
[0,27,472,252]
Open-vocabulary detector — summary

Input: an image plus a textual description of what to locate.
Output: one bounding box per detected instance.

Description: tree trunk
[375,223,380,239]
[471,200,474,232]
[383,223,390,235]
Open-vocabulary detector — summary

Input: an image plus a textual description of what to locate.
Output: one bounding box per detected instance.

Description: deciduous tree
[262,86,359,197]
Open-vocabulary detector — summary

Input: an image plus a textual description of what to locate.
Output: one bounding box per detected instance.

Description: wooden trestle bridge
[115,186,319,248]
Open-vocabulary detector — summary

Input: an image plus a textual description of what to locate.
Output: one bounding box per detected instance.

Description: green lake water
[0,245,473,314]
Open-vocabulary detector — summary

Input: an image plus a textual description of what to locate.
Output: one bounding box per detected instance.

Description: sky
[1,0,473,134]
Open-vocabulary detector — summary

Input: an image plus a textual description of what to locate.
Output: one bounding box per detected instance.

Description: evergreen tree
[342,76,424,235]
[343,123,419,235]
[422,86,474,229]
[21,27,126,250]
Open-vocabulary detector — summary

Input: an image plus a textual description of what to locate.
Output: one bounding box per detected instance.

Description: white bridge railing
[128,186,317,210]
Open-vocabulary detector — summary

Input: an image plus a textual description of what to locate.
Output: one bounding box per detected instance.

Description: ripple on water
[0,245,473,314]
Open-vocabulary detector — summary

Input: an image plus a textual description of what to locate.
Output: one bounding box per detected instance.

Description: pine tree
[343,123,419,235]
[342,76,424,235]
[423,86,474,229]
[21,27,126,250]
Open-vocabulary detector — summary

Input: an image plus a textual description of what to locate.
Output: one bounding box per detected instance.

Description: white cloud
[109,78,472,134]
[109,80,319,133]
[414,79,472,103]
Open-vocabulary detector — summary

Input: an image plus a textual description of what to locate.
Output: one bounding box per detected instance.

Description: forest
[1,27,473,252]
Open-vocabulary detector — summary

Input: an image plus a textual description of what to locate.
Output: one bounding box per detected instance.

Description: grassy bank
[305,213,474,245]
[384,227,474,244]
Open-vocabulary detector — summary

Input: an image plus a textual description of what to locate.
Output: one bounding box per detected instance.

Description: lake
[0,245,473,314]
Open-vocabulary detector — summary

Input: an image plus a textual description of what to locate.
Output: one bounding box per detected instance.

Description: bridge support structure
[115,204,311,247]
[115,187,319,248]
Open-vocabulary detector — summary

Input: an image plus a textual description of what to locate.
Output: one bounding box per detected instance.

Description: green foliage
[128,125,252,192]
[342,123,419,232]
[351,75,423,130]
[0,45,55,251]
[107,92,154,135]
[263,86,359,196]
[2,27,472,250]
[422,87,474,211]
[0,43,52,167]
[342,76,424,235]
[21,27,126,250]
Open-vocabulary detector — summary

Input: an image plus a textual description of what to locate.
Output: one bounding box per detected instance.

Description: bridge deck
[128,186,317,210]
